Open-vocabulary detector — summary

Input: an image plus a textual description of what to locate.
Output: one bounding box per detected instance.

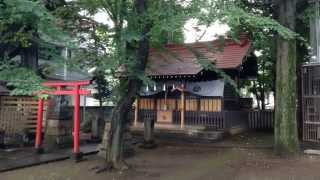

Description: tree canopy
[0,0,72,95]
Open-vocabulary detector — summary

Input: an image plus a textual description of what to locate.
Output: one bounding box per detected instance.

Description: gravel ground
[2,132,320,180]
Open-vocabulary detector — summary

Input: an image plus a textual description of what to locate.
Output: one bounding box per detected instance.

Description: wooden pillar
[154,98,157,122]
[35,98,44,153]
[134,97,140,126]
[180,86,185,129]
[73,85,81,159]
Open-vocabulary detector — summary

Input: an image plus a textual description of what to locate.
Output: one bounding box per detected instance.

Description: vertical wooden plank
[134,97,140,126]
[150,99,153,109]
[140,98,144,109]
[185,99,189,111]
[204,99,208,111]
[180,88,185,129]
[175,98,178,111]
[201,99,204,112]
[156,98,159,110]
[161,99,164,110]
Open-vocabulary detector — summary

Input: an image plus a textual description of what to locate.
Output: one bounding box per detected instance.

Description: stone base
[44,135,73,151]
[44,119,73,151]
[46,120,72,136]
[35,147,44,154]
[73,152,84,162]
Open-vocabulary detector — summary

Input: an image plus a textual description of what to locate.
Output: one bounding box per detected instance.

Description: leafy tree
[75,0,299,169]
[249,47,274,110]
[67,0,307,169]
[239,0,308,156]
[0,0,70,95]
[0,67,44,95]
[74,0,203,170]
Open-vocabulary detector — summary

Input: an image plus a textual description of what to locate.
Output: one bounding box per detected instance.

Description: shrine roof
[145,37,251,77]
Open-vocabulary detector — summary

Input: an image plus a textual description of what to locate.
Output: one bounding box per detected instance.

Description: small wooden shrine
[133,36,257,133]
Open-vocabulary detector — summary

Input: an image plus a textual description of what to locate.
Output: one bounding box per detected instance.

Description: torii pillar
[35,80,91,161]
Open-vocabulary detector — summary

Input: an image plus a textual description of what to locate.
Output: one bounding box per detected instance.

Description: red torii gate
[35,80,91,160]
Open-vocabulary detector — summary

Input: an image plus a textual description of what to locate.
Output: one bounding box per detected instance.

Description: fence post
[35,98,44,153]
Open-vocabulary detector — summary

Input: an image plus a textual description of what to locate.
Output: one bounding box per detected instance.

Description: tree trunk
[274,0,299,156]
[107,80,141,168]
[102,0,150,169]
[21,44,38,71]
[296,65,303,138]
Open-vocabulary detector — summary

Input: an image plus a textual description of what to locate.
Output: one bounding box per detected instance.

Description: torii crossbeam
[35,80,91,161]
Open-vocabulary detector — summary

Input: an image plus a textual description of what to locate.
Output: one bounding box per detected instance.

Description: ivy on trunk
[274,0,299,156]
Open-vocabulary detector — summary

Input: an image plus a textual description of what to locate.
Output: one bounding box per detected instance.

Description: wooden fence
[0,107,27,136]
[133,109,275,130]
[0,96,48,134]
[248,110,274,129]
[135,109,248,130]
[183,111,225,129]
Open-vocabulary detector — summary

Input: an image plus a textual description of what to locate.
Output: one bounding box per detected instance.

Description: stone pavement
[0,144,98,173]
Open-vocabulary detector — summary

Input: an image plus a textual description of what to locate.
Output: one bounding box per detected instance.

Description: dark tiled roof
[145,38,251,76]
[45,68,92,81]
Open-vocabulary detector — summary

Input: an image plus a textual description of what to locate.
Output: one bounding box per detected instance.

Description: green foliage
[73,0,303,96]
[73,0,199,89]
[225,5,296,40]
[92,70,112,103]
[194,0,304,99]
[0,0,73,95]
[0,0,305,98]
[0,0,70,49]
[0,67,45,96]
[147,0,188,46]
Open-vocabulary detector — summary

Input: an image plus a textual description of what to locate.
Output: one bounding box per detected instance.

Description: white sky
[183,19,230,43]
[93,12,230,43]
